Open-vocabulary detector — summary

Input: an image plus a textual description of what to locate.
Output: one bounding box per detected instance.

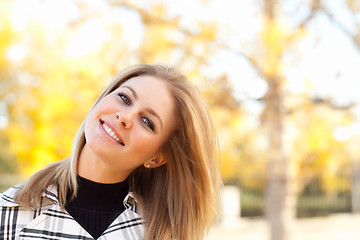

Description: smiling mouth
[100,120,124,146]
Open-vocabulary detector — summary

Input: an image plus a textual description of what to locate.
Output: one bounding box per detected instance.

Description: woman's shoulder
[0,184,61,240]
[0,183,59,208]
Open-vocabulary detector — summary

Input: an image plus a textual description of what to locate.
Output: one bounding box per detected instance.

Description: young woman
[0,64,221,240]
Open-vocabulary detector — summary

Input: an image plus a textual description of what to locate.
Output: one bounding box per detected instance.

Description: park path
[207,213,360,240]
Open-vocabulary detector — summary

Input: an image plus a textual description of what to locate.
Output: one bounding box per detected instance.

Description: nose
[115,111,133,129]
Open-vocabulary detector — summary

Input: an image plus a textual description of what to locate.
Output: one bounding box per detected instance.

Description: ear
[144,153,167,169]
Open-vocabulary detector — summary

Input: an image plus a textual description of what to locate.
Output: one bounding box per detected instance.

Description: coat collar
[0,184,22,207]
[41,184,59,205]
[1,184,139,213]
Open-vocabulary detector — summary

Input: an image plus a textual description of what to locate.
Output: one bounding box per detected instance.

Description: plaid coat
[0,185,144,240]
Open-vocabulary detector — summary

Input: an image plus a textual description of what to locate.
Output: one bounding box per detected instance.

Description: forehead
[121,75,167,91]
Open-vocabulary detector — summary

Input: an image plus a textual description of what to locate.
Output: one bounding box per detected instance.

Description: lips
[100,120,124,146]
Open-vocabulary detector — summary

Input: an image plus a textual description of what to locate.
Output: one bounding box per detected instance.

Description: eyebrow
[123,85,163,130]
[123,86,137,99]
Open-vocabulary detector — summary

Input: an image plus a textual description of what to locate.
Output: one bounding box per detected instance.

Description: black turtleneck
[65,176,129,239]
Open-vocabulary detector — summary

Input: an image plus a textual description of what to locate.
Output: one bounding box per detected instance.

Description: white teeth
[102,122,122,144]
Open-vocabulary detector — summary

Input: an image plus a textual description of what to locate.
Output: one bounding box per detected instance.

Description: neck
[78,144,132,183]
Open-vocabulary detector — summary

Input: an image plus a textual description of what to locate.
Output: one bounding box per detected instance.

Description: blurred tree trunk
[262,1,296,240]
[263,78,294,240]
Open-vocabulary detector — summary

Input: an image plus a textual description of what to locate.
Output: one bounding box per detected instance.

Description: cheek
[132,132,164,157]
[85,106,100,125]
[84,111,98,136]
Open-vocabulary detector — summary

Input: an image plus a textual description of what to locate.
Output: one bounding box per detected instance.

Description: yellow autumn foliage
[259,19,306,78]
[0,1,16,71]
[292,105,351,194]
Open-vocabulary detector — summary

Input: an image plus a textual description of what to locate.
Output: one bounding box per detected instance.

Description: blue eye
[142,117,155,131]
[118,93,131,105]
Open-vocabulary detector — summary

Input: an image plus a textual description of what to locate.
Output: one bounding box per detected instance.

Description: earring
[146,163,151,168]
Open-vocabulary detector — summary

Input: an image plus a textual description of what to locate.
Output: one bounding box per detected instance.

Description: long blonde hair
[15,64,221,240]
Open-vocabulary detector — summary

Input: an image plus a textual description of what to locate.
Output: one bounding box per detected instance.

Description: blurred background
[1,0,360,239]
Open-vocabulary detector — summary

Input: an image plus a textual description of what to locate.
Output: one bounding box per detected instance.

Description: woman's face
[82,75,177,180]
